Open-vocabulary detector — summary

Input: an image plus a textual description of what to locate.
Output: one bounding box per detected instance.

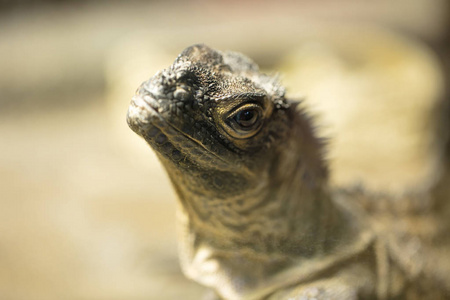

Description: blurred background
[0,0,449,299]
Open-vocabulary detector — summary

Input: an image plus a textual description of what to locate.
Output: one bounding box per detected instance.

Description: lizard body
[127,44,450,299]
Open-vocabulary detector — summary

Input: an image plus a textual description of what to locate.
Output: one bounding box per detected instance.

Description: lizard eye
[225,103,263,139]
[234,109,258,127]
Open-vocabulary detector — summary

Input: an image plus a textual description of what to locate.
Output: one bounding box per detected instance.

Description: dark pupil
[235,109,257,127]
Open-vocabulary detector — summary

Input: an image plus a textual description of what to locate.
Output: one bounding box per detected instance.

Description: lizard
[126,44,450,299]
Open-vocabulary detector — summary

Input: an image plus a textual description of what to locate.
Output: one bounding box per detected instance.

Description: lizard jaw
[127,94,229,169]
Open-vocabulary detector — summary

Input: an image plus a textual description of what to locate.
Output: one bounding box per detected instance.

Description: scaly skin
[127,45,450,299]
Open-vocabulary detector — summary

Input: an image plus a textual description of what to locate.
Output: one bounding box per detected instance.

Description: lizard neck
[172,105,365,299]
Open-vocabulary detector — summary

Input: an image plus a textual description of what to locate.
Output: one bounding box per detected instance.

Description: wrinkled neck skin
[162,107,371,300]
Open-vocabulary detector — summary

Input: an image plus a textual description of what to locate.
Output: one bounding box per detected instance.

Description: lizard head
[127,44,326,225]
[127,44,290,172]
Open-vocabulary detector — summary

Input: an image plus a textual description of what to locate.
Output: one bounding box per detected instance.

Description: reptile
[127,44,450,299]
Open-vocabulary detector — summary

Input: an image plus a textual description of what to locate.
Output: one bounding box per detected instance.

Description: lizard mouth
[127,95,228,166]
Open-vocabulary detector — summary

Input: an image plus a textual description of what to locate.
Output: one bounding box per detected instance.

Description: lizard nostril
[174,87,191,101]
